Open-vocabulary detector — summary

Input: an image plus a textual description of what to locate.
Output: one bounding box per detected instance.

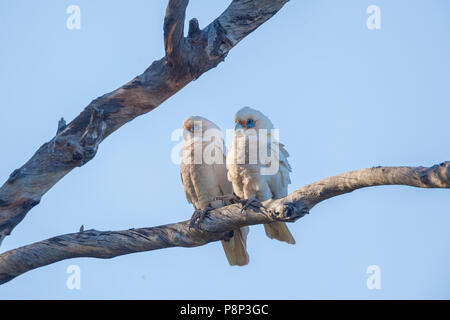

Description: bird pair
[180,106,295,266]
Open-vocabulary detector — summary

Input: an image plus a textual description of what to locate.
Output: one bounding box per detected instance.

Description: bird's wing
[269,142,292,198]
[214,142,233,195]
[226,138,245,198]
[278,142,292,185]
[180,164,196,206]
[181,140,205,209]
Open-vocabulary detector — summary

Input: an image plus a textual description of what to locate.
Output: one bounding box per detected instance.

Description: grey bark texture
[0,162,449,284]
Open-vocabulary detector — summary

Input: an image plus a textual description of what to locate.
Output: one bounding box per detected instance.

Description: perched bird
[180,116,250,266]
[227,107,296,244]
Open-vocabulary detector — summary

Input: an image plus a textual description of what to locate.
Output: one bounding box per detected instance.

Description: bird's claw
[189,207,212,230]
[240,197,266,213]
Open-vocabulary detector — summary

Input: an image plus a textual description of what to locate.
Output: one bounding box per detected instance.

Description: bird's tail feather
[221,226,249,266]
[264,222,296,244]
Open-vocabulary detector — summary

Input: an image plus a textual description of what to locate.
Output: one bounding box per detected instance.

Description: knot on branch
[22,198,40,210]
[50,131,100,168]
[420,161,450,188]
[49,104,109,168]
[188,18,201,38]
[56,117,67,135]
[50,135,90,167]
[439,161,450,178]
[6,169,23,185]
[181,19,235,80]
[206,20,234,59]
[268,202,309,222]
[436,161,450,186]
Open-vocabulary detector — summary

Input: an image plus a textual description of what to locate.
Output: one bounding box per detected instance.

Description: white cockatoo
[180,116,250,266]
[227,107,296,244]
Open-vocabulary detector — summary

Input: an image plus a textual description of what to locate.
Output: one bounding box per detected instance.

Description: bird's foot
[189,207,213,230]
[240,197,266,213]
[214,194,240,206]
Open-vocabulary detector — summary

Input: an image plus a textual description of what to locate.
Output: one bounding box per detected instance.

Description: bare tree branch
[1,162,448,285]
[0,0,289,244]
[164,0,189,66]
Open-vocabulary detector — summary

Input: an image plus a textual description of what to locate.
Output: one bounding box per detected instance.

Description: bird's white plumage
[180,116,250,266]
[227,107,295,244]
[181,116,231,209]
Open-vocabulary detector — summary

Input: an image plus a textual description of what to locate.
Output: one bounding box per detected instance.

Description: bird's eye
[246,118,255,128]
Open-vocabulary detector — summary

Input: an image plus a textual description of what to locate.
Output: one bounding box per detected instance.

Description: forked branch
[0,0,290,244]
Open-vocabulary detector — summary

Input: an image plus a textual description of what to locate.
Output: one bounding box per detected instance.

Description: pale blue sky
[1,0,449,299]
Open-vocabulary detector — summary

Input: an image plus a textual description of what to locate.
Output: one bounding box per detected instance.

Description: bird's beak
[235,122,244,130]
[183,123,192,132]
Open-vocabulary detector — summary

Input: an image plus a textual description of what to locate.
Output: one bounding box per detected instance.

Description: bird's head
[234,106,274,132]
[182,116,220,141]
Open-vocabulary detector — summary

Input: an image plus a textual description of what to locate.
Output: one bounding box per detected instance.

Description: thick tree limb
[0,0,289,244]
[0,162,448,285]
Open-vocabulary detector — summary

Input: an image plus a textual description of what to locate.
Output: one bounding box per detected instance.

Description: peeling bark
[0,162,448,285]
